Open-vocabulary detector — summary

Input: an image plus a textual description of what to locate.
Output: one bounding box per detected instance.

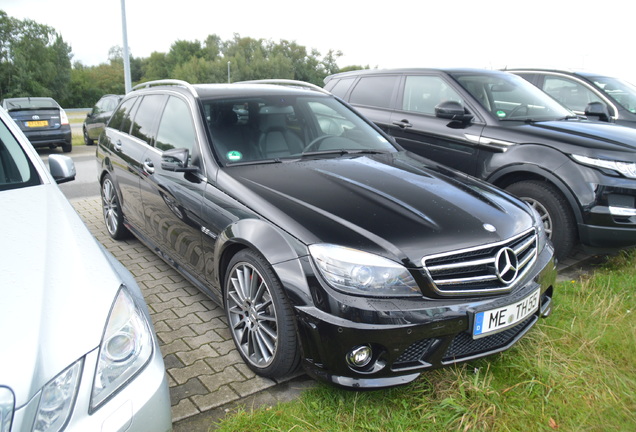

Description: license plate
[26,120,49,127]
[473,288,540,338]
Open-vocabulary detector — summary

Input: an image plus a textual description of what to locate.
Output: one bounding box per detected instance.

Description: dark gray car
[1,97,72,152]
[83,94,123,145]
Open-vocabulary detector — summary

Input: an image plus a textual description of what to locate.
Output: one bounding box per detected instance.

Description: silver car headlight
[90,286,153,411]
[572,154,636,179]
[309,244,421,297]
[33,359,83,432]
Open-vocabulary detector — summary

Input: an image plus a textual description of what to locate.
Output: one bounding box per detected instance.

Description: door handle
[143,159,155,174]
[392,119,413,129]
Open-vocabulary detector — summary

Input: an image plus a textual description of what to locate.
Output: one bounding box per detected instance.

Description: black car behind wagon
[325,68,636,260]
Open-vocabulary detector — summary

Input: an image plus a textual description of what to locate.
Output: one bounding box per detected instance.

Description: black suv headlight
[572,154,636,179]
[309,244,421,297]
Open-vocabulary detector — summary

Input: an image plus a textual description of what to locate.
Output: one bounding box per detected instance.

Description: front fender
[213,218,313,306]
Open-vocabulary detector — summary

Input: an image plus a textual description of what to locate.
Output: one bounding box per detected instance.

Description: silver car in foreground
[0,107,172,431]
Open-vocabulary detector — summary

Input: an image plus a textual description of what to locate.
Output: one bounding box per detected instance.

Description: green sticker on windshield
[496,110,506,118]
[227,150,243,161]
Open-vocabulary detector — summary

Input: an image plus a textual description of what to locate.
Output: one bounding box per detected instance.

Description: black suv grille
[422,229,537,296]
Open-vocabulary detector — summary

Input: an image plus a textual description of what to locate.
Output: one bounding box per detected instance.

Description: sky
[3,0,636,85]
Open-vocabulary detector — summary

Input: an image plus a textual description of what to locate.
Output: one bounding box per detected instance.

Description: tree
[0,12,72,101]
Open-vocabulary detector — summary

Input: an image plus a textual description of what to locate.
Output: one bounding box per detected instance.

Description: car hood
[0,185,121,407]
[220,152,534,266]
[510,120,636,157]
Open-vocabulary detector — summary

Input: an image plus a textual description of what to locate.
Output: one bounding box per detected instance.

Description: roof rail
[132,79,198,98]
[235,79,330,95]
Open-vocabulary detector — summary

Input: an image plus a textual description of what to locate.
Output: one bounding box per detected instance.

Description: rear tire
[505,180,576,261]
[224,249,300,379]
[101,174,130,240]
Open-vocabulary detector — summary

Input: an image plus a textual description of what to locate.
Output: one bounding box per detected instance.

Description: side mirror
[48,154,76,184]
[435,101,473,123]
[161,148,198,173]
[584,101,611,122]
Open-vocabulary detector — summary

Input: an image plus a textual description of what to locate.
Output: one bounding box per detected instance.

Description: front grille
[422,228,537,296]
[443,315,536,361]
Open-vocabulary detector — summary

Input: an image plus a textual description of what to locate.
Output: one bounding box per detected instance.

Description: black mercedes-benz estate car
[96,79,556,389]
[324,68,636,261]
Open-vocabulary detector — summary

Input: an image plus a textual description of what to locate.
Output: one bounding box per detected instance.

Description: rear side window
[349,76,398,108]
[327,77,355,98]
[131,95,167,145]
[108,96,138,133]
[155,96,196,152]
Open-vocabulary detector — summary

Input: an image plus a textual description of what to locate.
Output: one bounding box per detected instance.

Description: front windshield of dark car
[590,76,636,114]
[0,119,41,191]
[202,94,396,165]
[452,72,573,121]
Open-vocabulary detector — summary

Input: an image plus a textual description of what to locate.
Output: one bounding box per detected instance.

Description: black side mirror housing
[435,101,473,123]
[584,101,612,122]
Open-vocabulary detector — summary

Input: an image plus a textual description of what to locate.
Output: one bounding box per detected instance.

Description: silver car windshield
[202,95,397,166]
[589,76,636,114]
[0,118,40,191]
[452,72,574,122]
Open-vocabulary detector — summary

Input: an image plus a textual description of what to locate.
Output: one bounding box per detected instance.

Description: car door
[345,74,399,134]
[101,95,150,231]
[138,95,207,279]
[387,74,485,176]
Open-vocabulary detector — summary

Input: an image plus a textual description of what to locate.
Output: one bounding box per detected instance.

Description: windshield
[0,118,41,191]
[451,72,573,121]
[2,98,58,110]
[589,76,636,114]
[202,94,396,166]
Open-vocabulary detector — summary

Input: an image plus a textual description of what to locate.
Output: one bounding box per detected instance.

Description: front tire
[83,126,94,145]
[506,180,576,261]
[224,249,299,378]
[101,174,130,240]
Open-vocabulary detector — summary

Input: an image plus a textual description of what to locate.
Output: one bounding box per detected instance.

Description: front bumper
[294,245,556,389]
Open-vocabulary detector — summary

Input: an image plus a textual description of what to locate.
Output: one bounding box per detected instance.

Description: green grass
[213,251,636,432]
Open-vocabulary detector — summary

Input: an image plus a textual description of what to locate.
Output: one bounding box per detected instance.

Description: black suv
[97,79,555,389]
[508,69,636,128]
[325,68,636,260]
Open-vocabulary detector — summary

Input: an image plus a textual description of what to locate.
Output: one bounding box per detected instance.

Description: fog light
[346,345,372,368]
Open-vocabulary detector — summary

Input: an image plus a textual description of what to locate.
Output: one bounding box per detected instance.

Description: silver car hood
[0,185,121,407]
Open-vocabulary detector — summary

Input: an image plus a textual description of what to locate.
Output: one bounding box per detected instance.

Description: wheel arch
[213,218,313,307]
[487,164,584,226]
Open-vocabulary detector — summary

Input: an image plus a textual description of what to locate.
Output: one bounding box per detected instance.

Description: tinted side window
[328,77,355,98]
[543,76,602,112]
[155,96,196,152]
[402,76,463,115]
[349,76,397,108]
[108,96,138,132]
[131,94,167,145]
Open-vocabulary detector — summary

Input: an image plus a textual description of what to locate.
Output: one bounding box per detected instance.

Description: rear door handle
[392,119,413,129]
[143,159,155,174]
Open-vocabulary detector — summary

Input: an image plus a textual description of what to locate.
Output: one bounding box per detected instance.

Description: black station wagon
[96,80,556,388]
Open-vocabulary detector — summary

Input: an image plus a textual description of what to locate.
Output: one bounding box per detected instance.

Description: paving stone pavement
[70,196,312,429]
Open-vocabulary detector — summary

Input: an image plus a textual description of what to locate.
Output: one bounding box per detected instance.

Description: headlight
[527,203,548,252]
[572,154,636,179]
[309,244,420,297]
[91,286,153,411]
[33,360,83,432]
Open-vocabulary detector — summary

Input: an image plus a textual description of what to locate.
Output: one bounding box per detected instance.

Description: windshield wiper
[300,149,388,158]
[225,158,283,167]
